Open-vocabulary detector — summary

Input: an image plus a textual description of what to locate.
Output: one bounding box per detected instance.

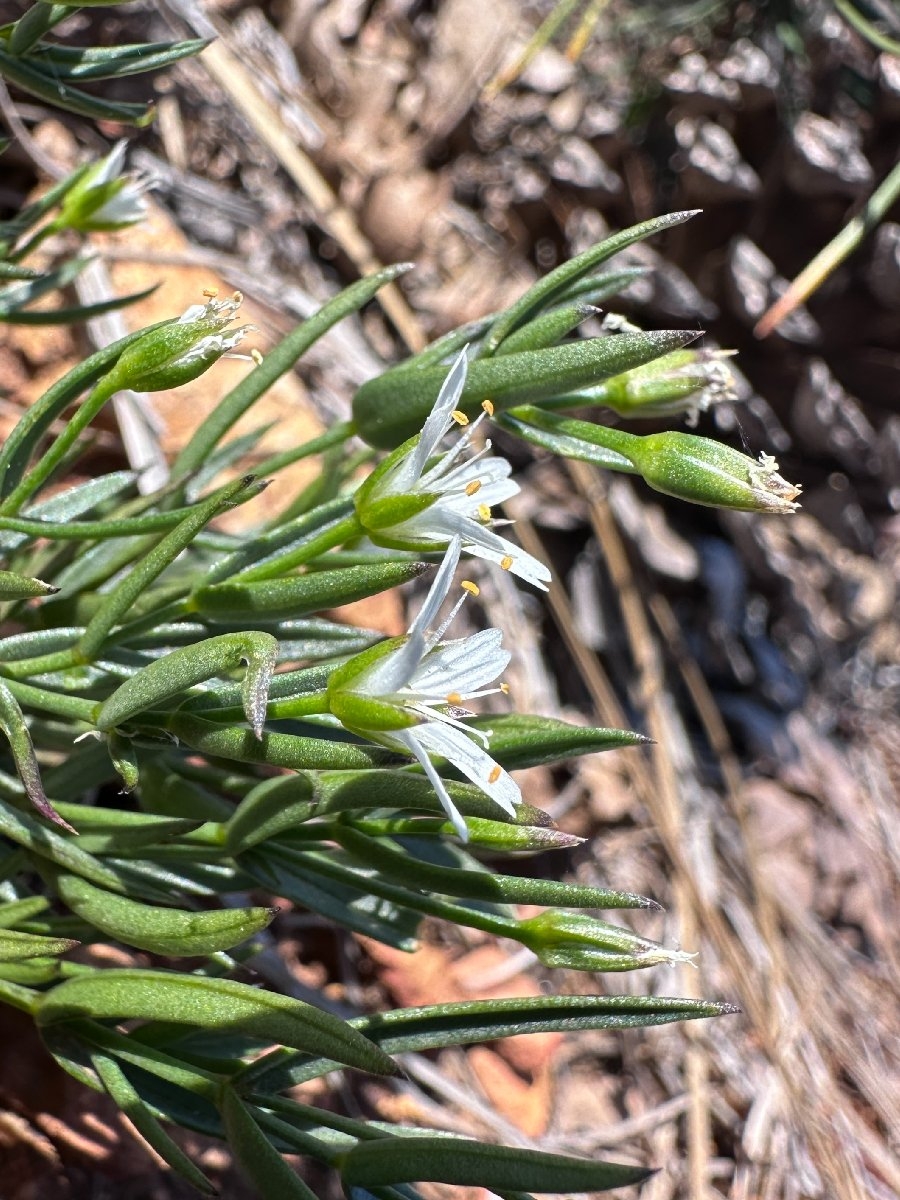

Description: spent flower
[327,536,521,841]
[104,291,255,394]
[354,350,551,590]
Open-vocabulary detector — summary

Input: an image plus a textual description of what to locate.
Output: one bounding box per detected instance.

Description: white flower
[62,141,151,232]
[326,537,520,841]
[355,349,551,591]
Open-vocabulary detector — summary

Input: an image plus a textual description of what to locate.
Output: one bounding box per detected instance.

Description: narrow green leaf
[467,715,648,771]
[78,476,268,659]
[0,568,59,599]
[0,680,74,832]
[481,211,698,354]
[166,712,392,772]
[0,255,89,316]
[0,895,50,928]
[172,264,413,482]
[353,331,699,448]
[340,1135,653,1192]
[242,994,732,1092]
[226,774,317,854]
[221,1088,319,1200]
[0,928,78,961]
[494,302,597,356]
[36,969,398,1075]
[0,283,158,325]
[91,1051,216,1194]
[47,805,202,854]
[55,873,275,956]
[0,794,128,890]
[29,38,210,80]
[0,46,153,123]
[239,844,420,951]
[96,631,278,738]
[192,561,428,622]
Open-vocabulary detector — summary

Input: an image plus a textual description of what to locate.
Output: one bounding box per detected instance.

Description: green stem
[265,691,331,721]
[78,477,265,660]
[0,678,95,722]
[9,220,58,264]
[0,501,230,541]
[755,159,900,338]
[0,648,81,679]
[232,512,363,582]
[249,420,356,479]
[0,377,118,515]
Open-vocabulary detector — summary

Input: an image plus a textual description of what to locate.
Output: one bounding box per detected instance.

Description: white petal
[411,629,509,696]
[391,727,470,841]
[403,511,551,590]
[94,140,127,185]
[410,722,519,817]
[408,348,470,480]
[407,536,461,639]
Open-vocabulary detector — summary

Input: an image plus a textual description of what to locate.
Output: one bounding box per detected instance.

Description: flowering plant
[0,193,793,1196]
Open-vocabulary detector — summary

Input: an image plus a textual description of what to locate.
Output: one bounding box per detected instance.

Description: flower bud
[104,293,255,393]
[629,432,801,513]
[57,141,150,234]
[518,910,695,972]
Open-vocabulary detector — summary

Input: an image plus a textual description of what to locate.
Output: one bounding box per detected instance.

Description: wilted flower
[104,292,255,393]
[630,432,802,513]
[599,348,738,424]
[58,141,151,233]
[326,536,520,841]
[354,350,551,590]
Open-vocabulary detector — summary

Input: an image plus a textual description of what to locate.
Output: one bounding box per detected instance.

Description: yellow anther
[465,480,482,496]
[461,580,480,597]
[250,348,264,365]
[477,503,491,523]
[500,682,510,695]
[451,409,469,426]
[202,287,219,299]
[482,398,495,416]
[488,765,502,784]
[500,555,514,571]
[446,692,463,705]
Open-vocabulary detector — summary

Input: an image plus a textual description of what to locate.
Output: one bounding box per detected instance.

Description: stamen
[488,765,502,784]
[232,290,243,303]
[500,682,510,695]
[446,692,463,705]
[202,287,219,299]
[250,348,264,365]
[461,580,480,596]
[465,480,482,496]
[477,503,491,523]
[451,410,469,426]
[482,398,495,416]
[500,555,514,570]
